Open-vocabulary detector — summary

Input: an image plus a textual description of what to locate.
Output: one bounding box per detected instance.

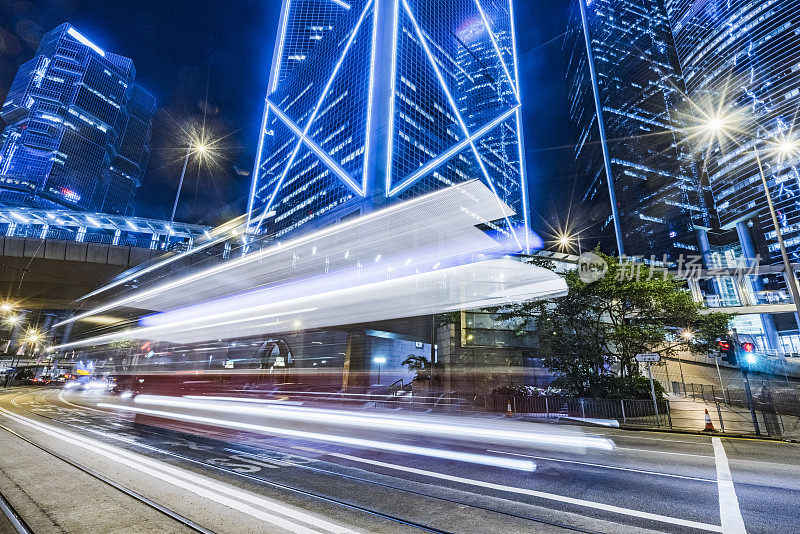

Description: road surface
[0,387,797,533]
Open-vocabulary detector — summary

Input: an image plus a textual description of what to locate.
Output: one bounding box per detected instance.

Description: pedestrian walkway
[665,395,796,438]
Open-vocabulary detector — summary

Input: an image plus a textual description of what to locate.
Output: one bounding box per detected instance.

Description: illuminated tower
[665,0,800,265]
[0,23,155,215]
[564,0,708,260]
[248,0,529,249]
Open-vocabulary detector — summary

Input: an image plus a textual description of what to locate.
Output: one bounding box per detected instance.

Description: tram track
[23,388,599,533]
[0,421,216,534]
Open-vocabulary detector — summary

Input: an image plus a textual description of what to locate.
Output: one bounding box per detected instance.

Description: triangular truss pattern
[259,0,375,219]
[250,0,529,249]
[389,0,522,248]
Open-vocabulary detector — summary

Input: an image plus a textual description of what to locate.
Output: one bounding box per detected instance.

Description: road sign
[635,353,661,362]
[708,352,721,359]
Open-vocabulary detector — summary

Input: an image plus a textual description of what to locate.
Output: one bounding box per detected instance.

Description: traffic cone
[506,400,513,417]
[703,408,715,432]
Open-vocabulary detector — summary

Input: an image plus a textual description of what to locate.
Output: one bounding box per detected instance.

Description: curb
[617,425,799,443]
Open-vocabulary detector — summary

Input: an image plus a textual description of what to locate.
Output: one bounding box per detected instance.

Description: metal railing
[473,395,671,428]
[671,381,796,436]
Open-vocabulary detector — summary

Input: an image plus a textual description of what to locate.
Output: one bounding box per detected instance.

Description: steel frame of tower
[247,0,530,251]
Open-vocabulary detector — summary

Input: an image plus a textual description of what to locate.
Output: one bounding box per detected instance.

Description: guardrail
[672,381,795,436]
[472,395,671,428]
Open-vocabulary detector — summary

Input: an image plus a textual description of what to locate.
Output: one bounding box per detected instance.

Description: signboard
[635,353,661,362]
[708,352,721,359]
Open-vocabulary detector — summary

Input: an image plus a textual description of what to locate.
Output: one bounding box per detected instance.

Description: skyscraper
[0,23,155,215]
[564,0,708,260]
[248,0,529,249]
[664,0,800,266]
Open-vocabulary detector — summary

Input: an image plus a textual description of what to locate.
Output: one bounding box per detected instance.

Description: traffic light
[718,339,737,365]
[740,341,757,366]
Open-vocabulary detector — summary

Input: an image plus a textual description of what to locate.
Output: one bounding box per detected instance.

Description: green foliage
[494,250,731,398]
[491,385,564,397]
[401,355,431,381]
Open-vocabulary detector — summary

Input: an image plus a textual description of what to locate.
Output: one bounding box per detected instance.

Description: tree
[493,251,731,398]
[401,355,431,381]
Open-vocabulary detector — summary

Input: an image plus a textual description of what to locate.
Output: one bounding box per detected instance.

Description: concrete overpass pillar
[342,330,368,392]
[737,221,787,349]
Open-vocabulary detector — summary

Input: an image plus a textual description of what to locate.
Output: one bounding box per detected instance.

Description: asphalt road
[0,387,797,534]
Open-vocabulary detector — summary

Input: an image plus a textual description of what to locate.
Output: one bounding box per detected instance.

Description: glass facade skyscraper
[564,0,708,260]
[665,0,800,266]
[248,0,529,249]
[0,23,155,215]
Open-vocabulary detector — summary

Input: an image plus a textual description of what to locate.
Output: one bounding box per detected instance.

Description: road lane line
[323,450,723,532]
[595,433,707,445]
[57,390,110,413]
[712,437,747,534]
[0,408,355,534]
[486,449,715,482]
[614,446,713,458]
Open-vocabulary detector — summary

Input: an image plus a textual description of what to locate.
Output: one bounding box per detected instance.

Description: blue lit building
[665,1,800,266]
[248,0,529,249]
[564,0,708,260]
[663,0,800,348]
[0,23,155,215]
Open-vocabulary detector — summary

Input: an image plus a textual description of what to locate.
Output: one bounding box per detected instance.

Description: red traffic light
[718,341,731,350]
[741,342,755,353]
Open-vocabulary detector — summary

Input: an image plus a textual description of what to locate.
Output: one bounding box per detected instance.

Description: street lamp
[169,131,220,225]
[553,230,581,254]
[373,356,386,386]
[0,301,15,314]
[691,110,800,325]
[21,328,45,350]
[2,314,21,328]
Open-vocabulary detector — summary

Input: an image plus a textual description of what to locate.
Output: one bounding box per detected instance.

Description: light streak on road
[97,403,538,471]
[0,408,355,534]
[133,395,614,451]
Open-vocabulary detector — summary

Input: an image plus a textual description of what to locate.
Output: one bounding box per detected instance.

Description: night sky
[0,0,577,237]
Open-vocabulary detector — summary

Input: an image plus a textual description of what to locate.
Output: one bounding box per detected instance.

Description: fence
[672,381,796,437]
[474,395,672,428]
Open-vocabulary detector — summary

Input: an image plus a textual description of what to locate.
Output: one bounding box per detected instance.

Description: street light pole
[170,146,192,225]
[752,147,800,325]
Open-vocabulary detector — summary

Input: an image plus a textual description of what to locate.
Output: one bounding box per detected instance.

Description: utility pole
[732,329,760,436]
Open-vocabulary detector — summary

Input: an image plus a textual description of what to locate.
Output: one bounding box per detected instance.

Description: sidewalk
[665,395,798,438]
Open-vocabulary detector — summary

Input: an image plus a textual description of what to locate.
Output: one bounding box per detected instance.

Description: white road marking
[486,449,715,482]
[0,408,355,534]
[57,390,109,413]
[322,449,724,532]
[614,446,713,459]
[712,437,747,533]
[596,433,707,445]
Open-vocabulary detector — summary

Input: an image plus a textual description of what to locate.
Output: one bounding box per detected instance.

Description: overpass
[0,206,255,355]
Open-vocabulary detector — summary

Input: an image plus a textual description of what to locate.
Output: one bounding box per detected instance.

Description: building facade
[248,0,530,249]
[0,24,155,215]
[664,0,800,267]
[564,0,708,260]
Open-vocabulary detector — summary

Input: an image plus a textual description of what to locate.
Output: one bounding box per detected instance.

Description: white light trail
[55,179,501,330]
[98,403,537,471]
[134,395,613,451]
[0,408,355,534]
[77,231,236,301]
